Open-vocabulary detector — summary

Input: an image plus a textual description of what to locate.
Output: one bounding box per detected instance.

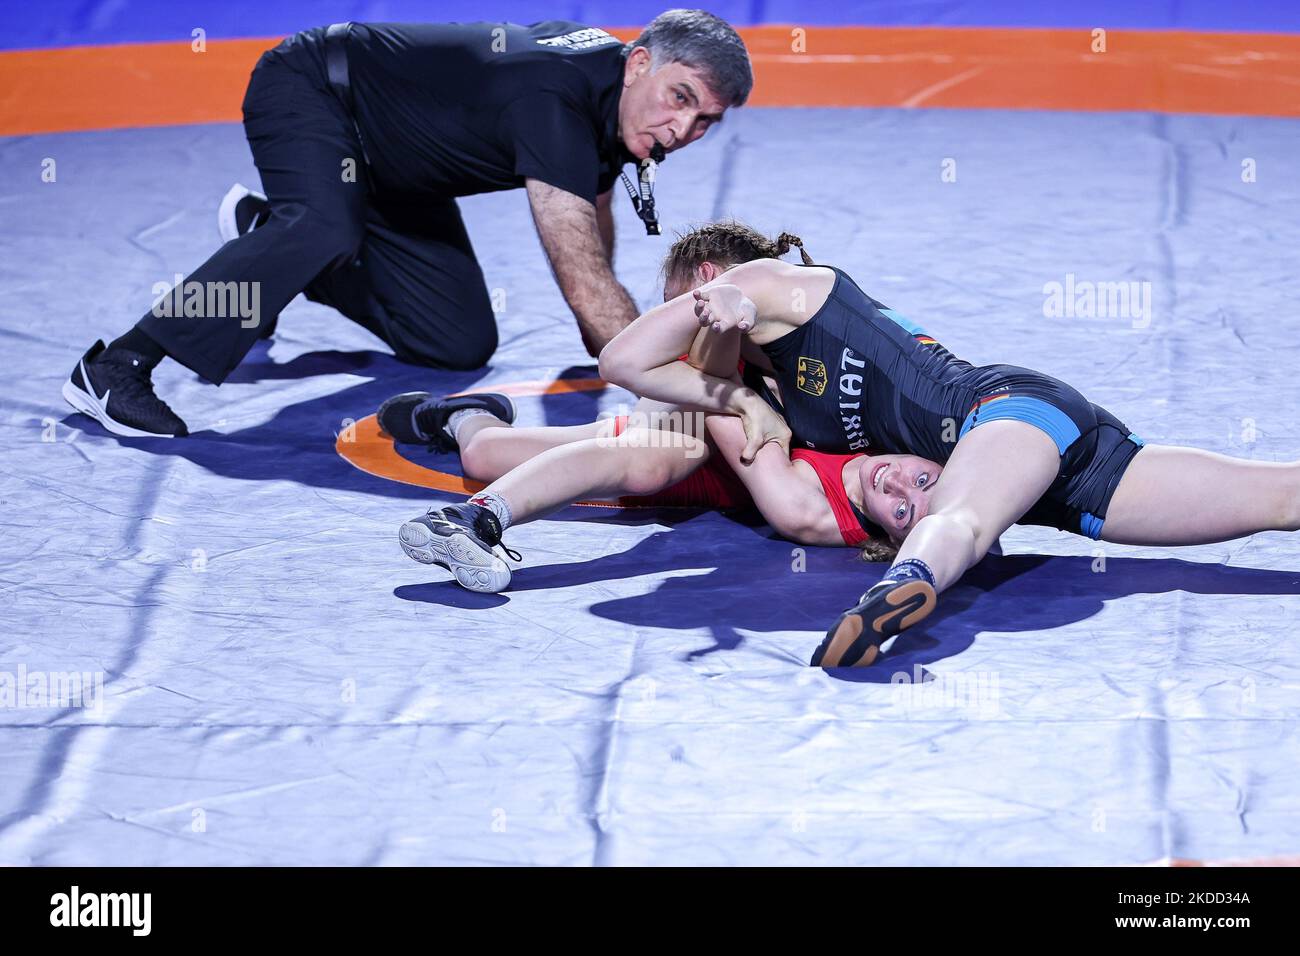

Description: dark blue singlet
[747,265,1147,540]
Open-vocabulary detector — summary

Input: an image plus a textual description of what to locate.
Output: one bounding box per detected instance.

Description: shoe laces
[427,506,521,562]
[412,399,454,450]
[100,354,167,404]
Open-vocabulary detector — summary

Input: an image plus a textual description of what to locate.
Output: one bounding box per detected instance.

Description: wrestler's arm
[704,414,845,547]
[649,326,826,544]
[692,258,834,344]
[598,257,810,399]
[600,261,816,431]
[600,294,788,462]
[687,324,742,378]
[598,288,752,412]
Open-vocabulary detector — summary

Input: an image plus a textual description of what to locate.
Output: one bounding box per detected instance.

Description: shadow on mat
[552,534,1298,678]
[58,345,610,505]
[60,345,1300,677]
[392,514,1299,677]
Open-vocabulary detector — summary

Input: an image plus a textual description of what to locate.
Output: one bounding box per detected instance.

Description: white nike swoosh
[90,362,107,401]
[81,358,110,408]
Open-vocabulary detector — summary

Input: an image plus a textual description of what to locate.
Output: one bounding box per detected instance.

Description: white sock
[467,490,513,531]
[446,407,499,443]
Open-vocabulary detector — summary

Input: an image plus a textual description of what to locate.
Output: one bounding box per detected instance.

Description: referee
[64,11,752,438]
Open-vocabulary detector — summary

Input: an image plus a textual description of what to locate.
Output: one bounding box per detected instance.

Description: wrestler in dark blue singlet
[748,265,1147,540]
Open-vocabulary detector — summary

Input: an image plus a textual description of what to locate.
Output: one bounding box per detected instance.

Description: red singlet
[609,415,874,546]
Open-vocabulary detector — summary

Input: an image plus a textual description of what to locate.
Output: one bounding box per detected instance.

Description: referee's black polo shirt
[299,21,635,203]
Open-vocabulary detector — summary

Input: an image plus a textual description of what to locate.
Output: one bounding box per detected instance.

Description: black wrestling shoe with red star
[377,391,516,450]
[812,577,937,668]
[398,502,521,593]
[63,340,188,438]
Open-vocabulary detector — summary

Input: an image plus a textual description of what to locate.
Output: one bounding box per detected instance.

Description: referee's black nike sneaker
[377,391,516,451]
[217,184,276,340]
[398,502,520,593]
[63,340,188,438]
[217,183,270,242]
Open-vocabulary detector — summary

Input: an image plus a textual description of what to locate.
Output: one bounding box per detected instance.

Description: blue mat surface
[1,106,1299,865]
[5,0,1300,50]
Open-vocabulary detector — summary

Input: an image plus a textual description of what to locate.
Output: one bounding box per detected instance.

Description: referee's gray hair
[629,9,753,108]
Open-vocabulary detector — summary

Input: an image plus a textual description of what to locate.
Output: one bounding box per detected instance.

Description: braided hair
[661,220,814,292]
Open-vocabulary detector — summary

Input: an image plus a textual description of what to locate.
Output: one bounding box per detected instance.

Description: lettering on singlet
[838,347,871,451]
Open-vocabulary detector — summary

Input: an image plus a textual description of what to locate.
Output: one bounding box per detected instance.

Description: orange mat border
[4,25,1300,136]
[335,380,658,509]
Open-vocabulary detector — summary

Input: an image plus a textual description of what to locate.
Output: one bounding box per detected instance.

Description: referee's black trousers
[138,43,498,384]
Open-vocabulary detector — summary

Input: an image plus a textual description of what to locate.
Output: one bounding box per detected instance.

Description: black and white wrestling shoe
[812,577,936,668]
[217,183,270,242]
[63,340,188,438]
[398,502,521,593]
[377,391,516,451]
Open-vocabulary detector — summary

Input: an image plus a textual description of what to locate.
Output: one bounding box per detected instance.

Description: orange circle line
[335,378,687,509]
